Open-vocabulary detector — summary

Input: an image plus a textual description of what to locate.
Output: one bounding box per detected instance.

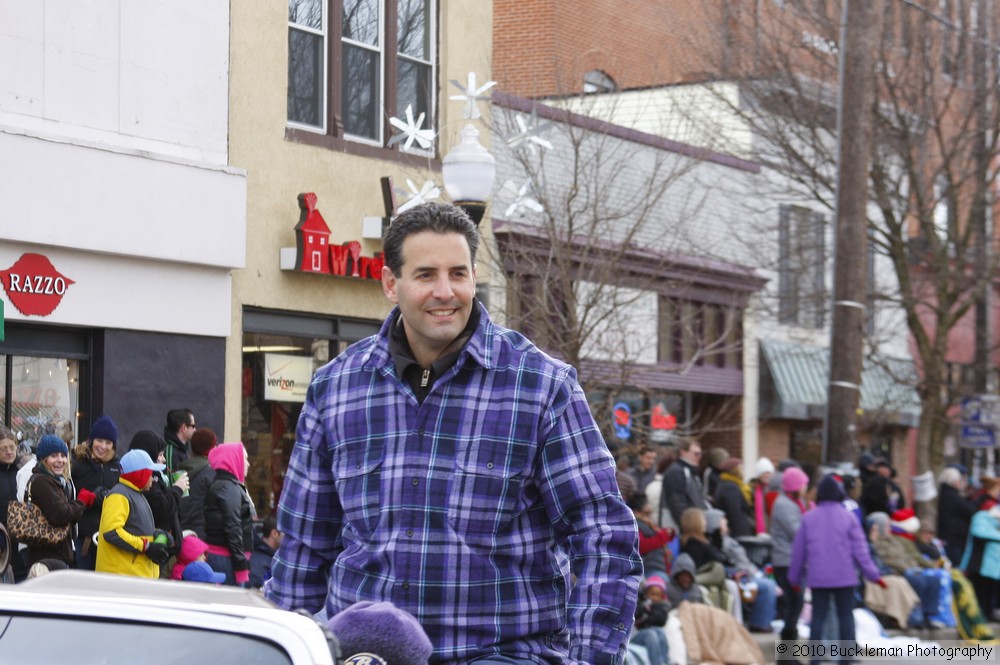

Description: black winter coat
[861,475,906,516]
[681,536,728,570]
[661,459,708,526]
[177,455,215,539]
[163,430,189,473]
[713,479,754,538]
[144,472,184,555]
[70,452,121,539]
[937,483,977,563]
[204,469,253,573]
[0,460,20,528]
[249,541,276,589]
[635,599,669,628]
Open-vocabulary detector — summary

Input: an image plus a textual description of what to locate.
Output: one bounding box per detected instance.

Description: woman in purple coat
[789,475,884,663]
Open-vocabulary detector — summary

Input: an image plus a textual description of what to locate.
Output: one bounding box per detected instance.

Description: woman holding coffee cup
[125,430,189,575]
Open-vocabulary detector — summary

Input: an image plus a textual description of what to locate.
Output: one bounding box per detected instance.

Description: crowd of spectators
[0,414,277,591]
[612,440,999,665]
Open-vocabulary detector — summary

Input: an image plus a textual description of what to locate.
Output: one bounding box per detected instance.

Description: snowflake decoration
[449,72,496,120]
[396,179,441,214]
[388,105,436,150]
[505,109,553,153]
[501,179,543,217]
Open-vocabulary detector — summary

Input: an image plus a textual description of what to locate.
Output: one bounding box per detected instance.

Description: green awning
[759,339,921,426]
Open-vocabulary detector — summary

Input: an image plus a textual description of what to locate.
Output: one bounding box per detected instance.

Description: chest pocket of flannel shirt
[448,439,530,545]
[332,443,383,541]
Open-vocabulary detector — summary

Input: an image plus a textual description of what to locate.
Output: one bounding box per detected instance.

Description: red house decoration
[283,193,384,281]
[295,193,331,274]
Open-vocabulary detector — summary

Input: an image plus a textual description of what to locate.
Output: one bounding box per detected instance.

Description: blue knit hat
[816,474,846,502]
[36,434,68,460]
[88,414,119,446]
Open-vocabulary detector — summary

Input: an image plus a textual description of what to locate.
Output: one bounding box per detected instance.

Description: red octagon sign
[0,253,75,316]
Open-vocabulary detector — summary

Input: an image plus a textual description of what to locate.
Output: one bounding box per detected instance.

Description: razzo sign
[0,253,75,316]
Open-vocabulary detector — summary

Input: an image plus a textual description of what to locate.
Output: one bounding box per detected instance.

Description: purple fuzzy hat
[327,601,433,665]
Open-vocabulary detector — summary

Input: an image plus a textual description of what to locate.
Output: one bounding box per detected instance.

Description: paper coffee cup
[171,470,189,497]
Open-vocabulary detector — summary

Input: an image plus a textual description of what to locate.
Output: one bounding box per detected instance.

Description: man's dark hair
[166,408,194,433]
[382,202,479,277]
[262,513,279,538]
[677,437,700,453]
[626,492,649,512]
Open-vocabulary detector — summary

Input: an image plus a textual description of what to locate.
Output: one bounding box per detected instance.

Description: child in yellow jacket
[95,449,171,577]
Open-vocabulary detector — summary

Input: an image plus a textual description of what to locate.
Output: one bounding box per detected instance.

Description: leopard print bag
[7,479,70,547]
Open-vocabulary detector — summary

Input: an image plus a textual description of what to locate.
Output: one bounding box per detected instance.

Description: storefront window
[240,309,381,514]
[242,333,331,513]
[0,356,80,450]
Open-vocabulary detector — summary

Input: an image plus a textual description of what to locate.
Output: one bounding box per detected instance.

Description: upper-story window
[778,204,826,329]
[287,0,435,154]
[583,69,617,94]
[657,298,743,369]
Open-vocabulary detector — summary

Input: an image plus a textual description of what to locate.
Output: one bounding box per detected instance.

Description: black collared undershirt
[388,302,480,404]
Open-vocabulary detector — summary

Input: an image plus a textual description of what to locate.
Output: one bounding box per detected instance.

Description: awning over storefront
[759,339,921,427]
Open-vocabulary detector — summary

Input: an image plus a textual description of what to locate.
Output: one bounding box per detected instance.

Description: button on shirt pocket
[448,439,530,545]
[331,443,383,541]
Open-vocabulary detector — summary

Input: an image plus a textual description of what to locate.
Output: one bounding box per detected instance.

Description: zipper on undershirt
[420,369,430,388]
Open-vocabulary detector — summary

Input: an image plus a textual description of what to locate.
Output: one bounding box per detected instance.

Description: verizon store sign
[263,354,313,403]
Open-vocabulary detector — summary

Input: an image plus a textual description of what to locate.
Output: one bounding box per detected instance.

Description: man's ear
[382,266,398,303]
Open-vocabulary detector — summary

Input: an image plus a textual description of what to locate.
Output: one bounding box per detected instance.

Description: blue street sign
[960,423,995,448]
[959,396,997,448]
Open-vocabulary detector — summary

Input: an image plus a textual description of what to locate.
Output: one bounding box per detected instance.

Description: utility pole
[972,0,995,474]
[823,0,877,464]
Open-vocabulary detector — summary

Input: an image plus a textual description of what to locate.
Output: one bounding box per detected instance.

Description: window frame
[286,0,439,167]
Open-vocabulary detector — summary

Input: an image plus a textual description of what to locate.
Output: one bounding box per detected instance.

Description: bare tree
[485,91,766,446]
[677,1,1000,495]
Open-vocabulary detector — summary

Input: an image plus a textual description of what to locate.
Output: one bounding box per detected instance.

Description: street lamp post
[442,123,496,226]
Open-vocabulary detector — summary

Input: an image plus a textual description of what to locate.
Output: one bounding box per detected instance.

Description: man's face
[639,451,656,471]
[676,571,693,590]
[382,231,476,365]
[680,444,702,465]
[181,418,197,444]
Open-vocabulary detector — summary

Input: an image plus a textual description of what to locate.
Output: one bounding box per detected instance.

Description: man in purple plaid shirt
[266,202,641,665]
